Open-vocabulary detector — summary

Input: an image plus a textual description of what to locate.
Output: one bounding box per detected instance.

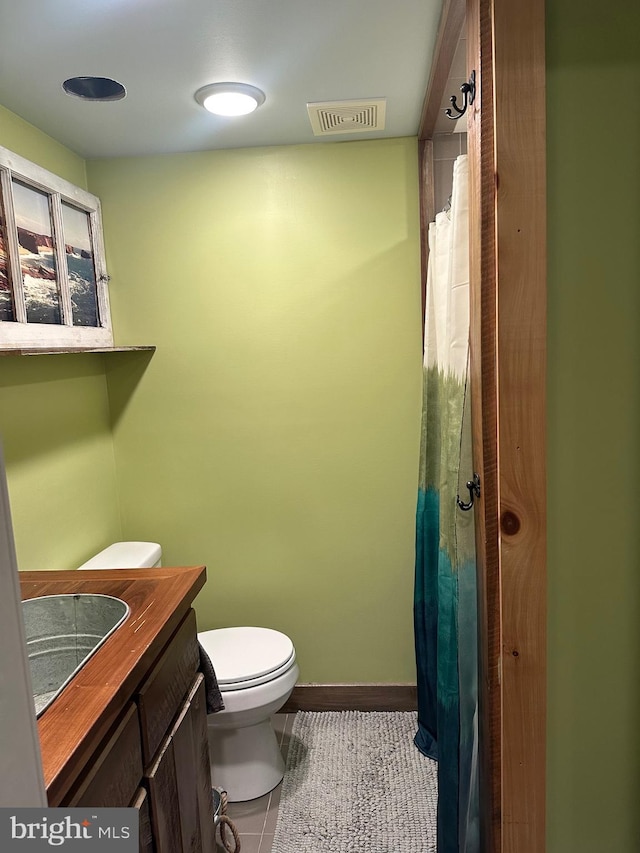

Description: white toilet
[78,541,299,802]
[198,625,298,801]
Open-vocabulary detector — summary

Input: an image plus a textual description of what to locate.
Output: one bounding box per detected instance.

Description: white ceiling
[0,0,445,160]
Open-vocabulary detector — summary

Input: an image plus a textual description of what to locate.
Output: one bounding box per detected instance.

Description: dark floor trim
[281,683,417,712]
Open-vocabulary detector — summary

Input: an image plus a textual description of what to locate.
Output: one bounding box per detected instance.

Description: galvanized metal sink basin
[22,593,129,717]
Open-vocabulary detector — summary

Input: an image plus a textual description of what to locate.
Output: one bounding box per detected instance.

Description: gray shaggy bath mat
[271,711,437,853]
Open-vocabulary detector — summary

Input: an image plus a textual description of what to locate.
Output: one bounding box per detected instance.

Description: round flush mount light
[195,82,266,116]
[62,76,126,102]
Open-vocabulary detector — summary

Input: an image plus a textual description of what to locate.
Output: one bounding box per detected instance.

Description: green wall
[0,105,122,570]
[546,1,640,850]
[0,104,86,188]
[88,138,423,682]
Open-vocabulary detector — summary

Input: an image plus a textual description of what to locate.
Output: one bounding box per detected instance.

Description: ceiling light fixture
[195,83,265,117]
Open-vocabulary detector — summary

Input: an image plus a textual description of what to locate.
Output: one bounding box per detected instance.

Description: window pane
[62,203,98,327]
[12,180,61,325]
[0,191,14,322]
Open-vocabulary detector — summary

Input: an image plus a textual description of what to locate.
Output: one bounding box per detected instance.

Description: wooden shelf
[0,345,155,356]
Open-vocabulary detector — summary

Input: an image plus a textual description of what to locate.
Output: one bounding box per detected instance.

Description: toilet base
[208,718,285,802]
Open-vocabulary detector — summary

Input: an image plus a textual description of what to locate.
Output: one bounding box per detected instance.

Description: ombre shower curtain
[414,154,479,853]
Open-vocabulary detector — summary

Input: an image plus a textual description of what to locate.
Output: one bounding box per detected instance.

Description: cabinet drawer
[138,609,199,766]
[68,703,142,808]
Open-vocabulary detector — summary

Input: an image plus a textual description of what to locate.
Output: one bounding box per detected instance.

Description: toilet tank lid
[78,541,162,569]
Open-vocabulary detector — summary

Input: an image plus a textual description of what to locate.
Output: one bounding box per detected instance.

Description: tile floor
[220,713,294,853]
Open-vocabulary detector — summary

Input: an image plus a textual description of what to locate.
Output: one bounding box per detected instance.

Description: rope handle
[216,788,241,853]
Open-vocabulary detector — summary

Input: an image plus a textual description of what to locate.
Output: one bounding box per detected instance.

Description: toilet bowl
[199,626,299,801]
[78,542,299,802]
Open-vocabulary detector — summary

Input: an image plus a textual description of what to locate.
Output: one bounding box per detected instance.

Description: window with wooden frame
[0,145,112,351]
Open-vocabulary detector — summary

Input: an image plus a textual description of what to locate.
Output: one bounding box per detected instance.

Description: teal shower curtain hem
[414,486,439,761]
[414,485,461,853]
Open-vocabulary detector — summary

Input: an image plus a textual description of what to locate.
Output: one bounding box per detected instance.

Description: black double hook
[445,71,476,120]
[456,473,481,512]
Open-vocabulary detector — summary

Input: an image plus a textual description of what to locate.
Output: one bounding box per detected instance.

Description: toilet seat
[199,627,296,691]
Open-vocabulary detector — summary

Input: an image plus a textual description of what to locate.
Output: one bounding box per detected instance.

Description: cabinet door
[130,787,154,853]
[145,674,215,853]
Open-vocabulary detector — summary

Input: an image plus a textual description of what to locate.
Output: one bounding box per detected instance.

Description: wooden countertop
[19,565,207,806]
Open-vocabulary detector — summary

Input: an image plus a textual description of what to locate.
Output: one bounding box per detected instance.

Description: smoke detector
[307,98,386,136]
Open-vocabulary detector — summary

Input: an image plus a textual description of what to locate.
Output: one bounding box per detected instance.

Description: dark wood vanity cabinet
[63,607,216,853]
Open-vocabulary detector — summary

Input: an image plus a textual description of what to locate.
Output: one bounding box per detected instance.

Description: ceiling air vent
[307,99,386,136]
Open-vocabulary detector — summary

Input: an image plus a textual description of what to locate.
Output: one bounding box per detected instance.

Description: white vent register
[307,98,386,136]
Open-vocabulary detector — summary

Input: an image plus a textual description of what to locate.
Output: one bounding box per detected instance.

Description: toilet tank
[77,541,162,570]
